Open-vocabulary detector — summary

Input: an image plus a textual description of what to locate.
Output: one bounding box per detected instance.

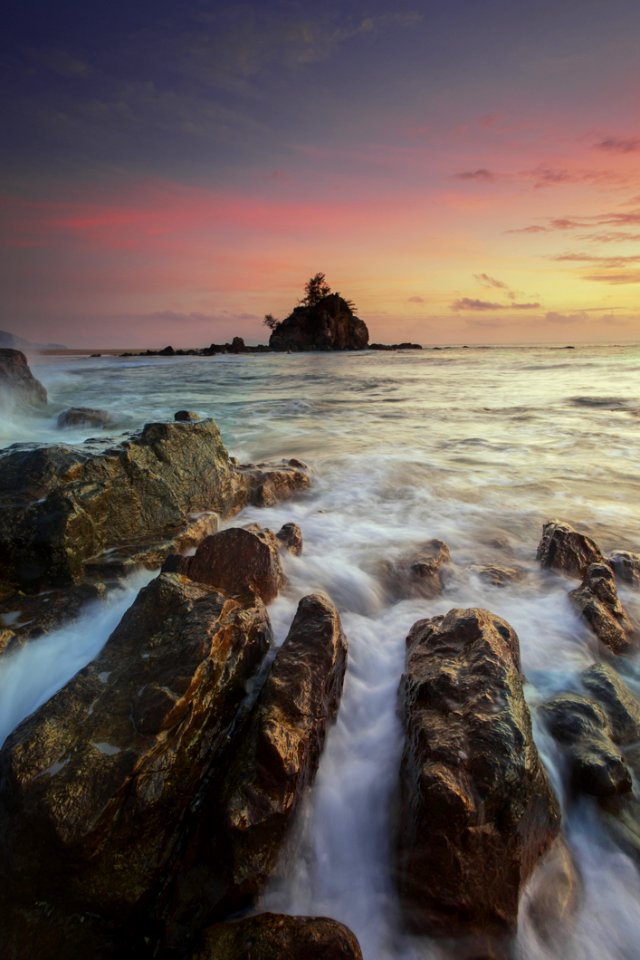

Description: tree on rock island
[268,274,369,352]
[301,272,332,306]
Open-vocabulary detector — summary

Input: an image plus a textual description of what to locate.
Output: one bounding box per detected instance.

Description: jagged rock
[570,562,637,654]
[536,520,605,578]
[385,539,450,600]
[471,563,525,587]
[539,693,632,797]
[56,407,113,429]
[0,573,271,951]
[0,420,309,592]
[174,410,200,421]
[163,526,285,603]
[396,607,560,936]
[276,521,303,556]
[581,663,640,743]
[609,550,640,588]
[0,582,107,652]
[0,349,47,411]
[240,458,311,507]
[269,294,369,351]
[191,913,363,960]
[162,593,347,943]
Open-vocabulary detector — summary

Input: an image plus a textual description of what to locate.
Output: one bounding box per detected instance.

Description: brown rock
[386,539,451,599]
[163,593,347,941]
[0,420,309,592]
[539,693,632,797]
[0,349,47,411]
[522,839,579,946]
[242,458,311,507]
[276,521,303,556]
[174,410,200,421]
[269,294,369,352]
[570,562,637,654]
[192,913,363,960]
[0,573,271,946]
[56,407,113,429]
[537,520,605,578]
[472,564,525,587]
[0,582,107,652]
[396,607,561,936]
[609,550,640,588]
[581,662,640,743]
[163,525,285,603]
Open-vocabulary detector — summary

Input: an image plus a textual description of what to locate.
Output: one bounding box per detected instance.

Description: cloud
[584,271,640,284]
[507,224,549,234]
[407,295,425,303]
[452,298,504,311]
[578,231,640,243]
[552,253,640,266]
[597,137,640,153]
[28,47,89,78]
[452,169,495,182]
[509,206,640,236]
[543,311,588,325]
[510,301,541,309]
[473,273,508,290]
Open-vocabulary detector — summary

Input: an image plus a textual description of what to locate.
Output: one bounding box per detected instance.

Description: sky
[2,0,640,347]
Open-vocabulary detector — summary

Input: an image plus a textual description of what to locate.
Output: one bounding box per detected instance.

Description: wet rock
[539,693,632,797]
[0,573,271,946]
[471,564,525,587]
[0,419,309,592]
[269,294,369,351]
[163,525,285,603]
[570,562,637,655]
[609,550,640,588]
[56,407,113,429]
[387,539,451,599]
[174,410,200,421]
[241,458,311,507]
[191,913,363,960]
[0,349,47,411]
[163,593,347,940]
[276,521,303,556]
[0,582,107,652]
[581,662,640,743]
[522,839,579,947]
[537,520,605,578]
[396,607,561,936]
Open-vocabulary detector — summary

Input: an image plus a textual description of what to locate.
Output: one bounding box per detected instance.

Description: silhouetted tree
[301,272,331,306]
[263,313,280,331]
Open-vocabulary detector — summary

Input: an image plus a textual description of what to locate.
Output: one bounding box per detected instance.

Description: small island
[265,273,369,351]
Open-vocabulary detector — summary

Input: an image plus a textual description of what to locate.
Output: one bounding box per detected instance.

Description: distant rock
[56,407,113,429]
[396,607,560,937]
[537,520,605,578]
[276,521,303,556]
[369,342,422,350]
[0,329,67,351]
[0,349,47,412]
[174,409,200,421]
[570,562,637,654]
[269,294,369,351]
[192,913,363,960]
[384,539,451,600]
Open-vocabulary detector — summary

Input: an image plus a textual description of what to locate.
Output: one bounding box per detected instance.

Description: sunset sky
[2,0,640,347]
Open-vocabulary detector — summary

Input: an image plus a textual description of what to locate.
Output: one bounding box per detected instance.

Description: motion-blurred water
[2,344,640,958]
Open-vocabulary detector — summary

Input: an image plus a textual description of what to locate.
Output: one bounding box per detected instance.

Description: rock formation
[396,607,561,937]
[192,913,363,960]
[537,520,605,578]
[269,294,369,351]
[0,349,47,411]
[56,407,113,429]
[0,420,309,593]
[608,550,640,588]
[570,562,637,654]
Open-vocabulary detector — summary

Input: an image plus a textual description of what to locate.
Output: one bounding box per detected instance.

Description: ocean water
[2,344,640,958]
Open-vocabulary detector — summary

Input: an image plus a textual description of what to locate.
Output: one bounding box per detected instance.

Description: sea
[1,343,639,959]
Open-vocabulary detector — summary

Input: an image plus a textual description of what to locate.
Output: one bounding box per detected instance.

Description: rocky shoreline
[0,350,639,959]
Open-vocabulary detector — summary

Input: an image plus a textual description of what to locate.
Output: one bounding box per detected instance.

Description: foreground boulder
[396,607,560,936]
[0,349,47,411]
[0,420,309,592]
[269,294,369,351]
[192,913,363,960]
[537,520,605,578]
[570,562,637,654]
[0,573,272,952]
[163,525,286,603]
[163,593,348,943]
[382,539,450,600]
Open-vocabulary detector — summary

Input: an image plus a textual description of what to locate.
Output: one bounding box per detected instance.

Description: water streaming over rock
[2,344,640,958]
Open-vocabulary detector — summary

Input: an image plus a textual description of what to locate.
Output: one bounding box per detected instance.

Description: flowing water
[2,344,640,958]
